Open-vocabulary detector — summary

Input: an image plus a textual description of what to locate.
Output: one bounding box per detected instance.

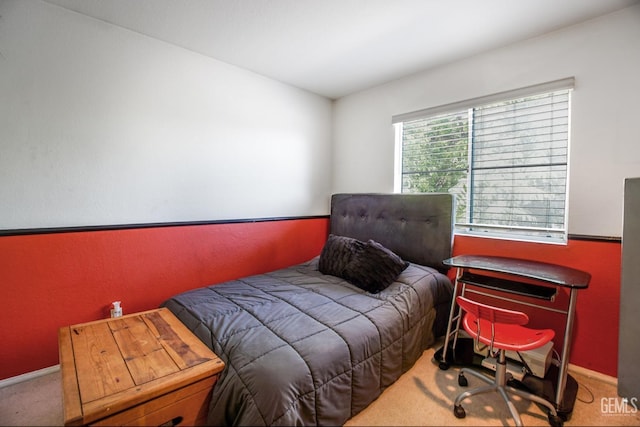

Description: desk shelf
[459,272,557,301]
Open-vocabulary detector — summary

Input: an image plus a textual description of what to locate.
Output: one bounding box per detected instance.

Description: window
[393,78,573,243]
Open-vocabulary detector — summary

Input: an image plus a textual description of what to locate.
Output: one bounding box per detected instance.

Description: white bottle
[111,301,123,318]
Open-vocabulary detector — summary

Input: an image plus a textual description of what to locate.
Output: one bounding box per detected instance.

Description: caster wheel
[454,404,466,419]
[438,361,449,370]
[548,414,564,427]
[458,373,468,387]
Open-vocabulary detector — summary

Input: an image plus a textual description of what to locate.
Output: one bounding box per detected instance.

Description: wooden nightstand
[59,308,224,426]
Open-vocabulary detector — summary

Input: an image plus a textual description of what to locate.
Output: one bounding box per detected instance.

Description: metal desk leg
[556,288,578,408]
[439,268,462,369]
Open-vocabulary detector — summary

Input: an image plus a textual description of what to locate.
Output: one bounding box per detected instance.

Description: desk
[438,255,590,416]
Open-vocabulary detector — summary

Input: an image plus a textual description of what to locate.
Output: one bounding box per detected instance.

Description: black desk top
[443,255,591,289]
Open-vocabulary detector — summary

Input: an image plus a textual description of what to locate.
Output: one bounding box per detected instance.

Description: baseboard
[568,363,617,387]
[0,365,60,389]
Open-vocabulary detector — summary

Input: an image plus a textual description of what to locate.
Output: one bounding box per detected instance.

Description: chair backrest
[456,296,529,326]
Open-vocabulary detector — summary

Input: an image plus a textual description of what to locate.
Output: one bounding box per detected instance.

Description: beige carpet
[347,344,639,427]
[0,368,62,426]
[1,342,637,426]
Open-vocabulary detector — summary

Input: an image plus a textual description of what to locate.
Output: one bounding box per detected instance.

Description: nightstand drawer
[91,376,217,426]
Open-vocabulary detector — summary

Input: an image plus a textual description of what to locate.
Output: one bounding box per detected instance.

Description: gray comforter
[161,257,452,426]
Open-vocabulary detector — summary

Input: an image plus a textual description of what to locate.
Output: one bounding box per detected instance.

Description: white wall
[0,1,332,229]
[333,4,640,238]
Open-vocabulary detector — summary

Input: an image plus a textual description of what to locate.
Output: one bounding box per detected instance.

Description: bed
[161,193,454,426]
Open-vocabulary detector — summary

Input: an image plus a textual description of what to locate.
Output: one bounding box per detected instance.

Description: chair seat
[463,313,555,352]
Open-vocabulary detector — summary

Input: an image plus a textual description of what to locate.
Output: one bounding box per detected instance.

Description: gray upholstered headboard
[330,193,454,272]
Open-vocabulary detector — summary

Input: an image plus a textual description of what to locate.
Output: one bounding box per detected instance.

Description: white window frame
[393,78,574,244]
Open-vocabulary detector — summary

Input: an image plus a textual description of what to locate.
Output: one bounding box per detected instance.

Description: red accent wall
[452,235,621,377]
[0,219,329,380]
[0,223,621,380]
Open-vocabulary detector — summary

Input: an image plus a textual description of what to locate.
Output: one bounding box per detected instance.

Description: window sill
[454,229,568,246]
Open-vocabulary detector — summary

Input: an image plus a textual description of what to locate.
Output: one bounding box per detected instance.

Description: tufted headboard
[329,193,454,272]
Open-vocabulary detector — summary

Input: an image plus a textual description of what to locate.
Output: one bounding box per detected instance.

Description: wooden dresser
[59,308,224,426]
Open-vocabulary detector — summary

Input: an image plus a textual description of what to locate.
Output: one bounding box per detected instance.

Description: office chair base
[454,366,563,427]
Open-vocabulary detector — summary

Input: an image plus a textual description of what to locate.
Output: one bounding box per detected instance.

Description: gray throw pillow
[318,234,365,277]
[343,239,409,293]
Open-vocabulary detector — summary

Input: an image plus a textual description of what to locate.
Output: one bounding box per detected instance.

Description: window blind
[469,90,570,232]
[397,78,574,243]
[401,111,468,196]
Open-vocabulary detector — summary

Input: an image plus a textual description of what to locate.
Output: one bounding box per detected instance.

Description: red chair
[453,296,563,427]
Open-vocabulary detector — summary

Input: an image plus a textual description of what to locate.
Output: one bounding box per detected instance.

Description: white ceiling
[45,0,638,99]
